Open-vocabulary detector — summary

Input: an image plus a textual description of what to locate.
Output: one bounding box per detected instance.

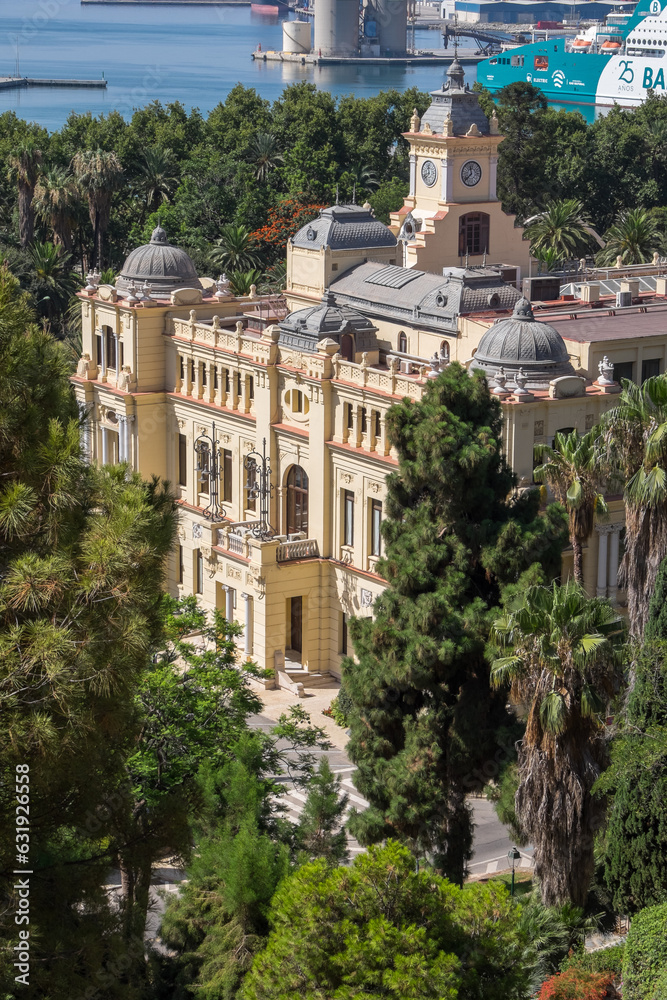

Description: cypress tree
[341,363,566,883]
[296,757,349,864]
[601,639,667,912]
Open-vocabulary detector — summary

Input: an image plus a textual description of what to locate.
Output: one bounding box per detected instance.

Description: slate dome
[116,226,203,296]
[470,297,576,390]
[291,203,397,252]
[279,291,378,353]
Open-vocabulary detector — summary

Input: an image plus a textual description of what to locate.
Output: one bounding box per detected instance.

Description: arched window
[439,340,450,363]
[398,331,408,354]
[458,212,490,257]
[340,334,354,361]
[286,465,309,536]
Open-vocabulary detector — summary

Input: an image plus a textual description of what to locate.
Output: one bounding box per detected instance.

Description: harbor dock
[0,77,107,90]
[251,50,489,65]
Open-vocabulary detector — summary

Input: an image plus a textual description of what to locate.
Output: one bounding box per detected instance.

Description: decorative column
[118,415,126,462]
[222,584,234,625]
[409,153,417,197]
[100,328,107,381]
[113,332,120,375]
[596,525,611,597]
[101,426,108,465]
[207,362,215,404]
[608,528,621,603]
[379,412,389,457]
[489,154,498,202]
[125,415,134,468]
[352,406,362,449]
[194,360,203,399]
[241,592,252,655]
[441,157,453,202]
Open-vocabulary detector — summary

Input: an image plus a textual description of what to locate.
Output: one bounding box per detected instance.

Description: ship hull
[478,1,667,107]
[251,0,291,11]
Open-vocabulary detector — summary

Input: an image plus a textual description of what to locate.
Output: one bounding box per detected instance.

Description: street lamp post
[508,846,522,898]
[243,437,275,540]
[194,422,226,522]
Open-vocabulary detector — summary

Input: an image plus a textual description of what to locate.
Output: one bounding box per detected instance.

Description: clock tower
[390,57,531,275]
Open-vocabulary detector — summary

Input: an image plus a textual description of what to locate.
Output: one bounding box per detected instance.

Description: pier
[251,50,489,65]
[0,77,107,90]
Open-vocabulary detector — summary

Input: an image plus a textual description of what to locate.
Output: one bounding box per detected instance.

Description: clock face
[421,159,437,187]
[461,160,482,187]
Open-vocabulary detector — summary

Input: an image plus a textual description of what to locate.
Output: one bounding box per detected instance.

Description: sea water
[0,0,472,131]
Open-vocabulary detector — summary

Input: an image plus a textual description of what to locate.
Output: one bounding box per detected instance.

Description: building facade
[72,83,667,687]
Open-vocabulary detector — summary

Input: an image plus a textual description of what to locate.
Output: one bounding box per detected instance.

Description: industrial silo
[283,20,312,53]
[313,0,359,57]
[375,0,407,54]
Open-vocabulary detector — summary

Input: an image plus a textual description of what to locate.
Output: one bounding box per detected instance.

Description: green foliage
[342,364,567,884]
[486,762,528,846]
[644,555,667,641]
[596,207,662,265]
[325,694,349,728]
[295,757,349,864]
[0,265,178,997]
[369,175,409,223]
[622,901,667,1000]
[560,943,625,977]
[598,640,667,912]
[491,581,626,906]
[538,967,616,1000]
[524,198,597,262]
[242,840,530,1000]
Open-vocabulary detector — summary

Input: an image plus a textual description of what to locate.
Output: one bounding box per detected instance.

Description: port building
[440,0,634,23]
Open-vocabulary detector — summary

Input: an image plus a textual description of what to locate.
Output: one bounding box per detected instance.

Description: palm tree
[249,132,284,183]
[8,140,43,247]
[595,208,661,266]
[134,147,179,219]
[26,242,82,334]
[491,581,625,907]
[227,268,263,296]
[523,199,602,262]
[348,161,381,194]
[33,166,79,251]
[211,225,260,272]
[600,375,667,637]
[71,149,124,269]
[534,428,608,584]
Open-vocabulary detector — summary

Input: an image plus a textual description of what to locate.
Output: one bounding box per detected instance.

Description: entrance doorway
[286,465,309,535]
[289,596,302,655]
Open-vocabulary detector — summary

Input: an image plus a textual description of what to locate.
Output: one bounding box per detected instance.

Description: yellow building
[72,89,667,688]
[388,57,532,276]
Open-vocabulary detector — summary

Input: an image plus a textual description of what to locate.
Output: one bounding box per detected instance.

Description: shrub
[561,943,625,978]
[538,967,615,999]
[323,695,348,728]
[622,902,667,1000]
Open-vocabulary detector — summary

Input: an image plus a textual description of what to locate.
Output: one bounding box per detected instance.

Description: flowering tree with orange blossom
[539,968,618,1000]
[251,198,325,267]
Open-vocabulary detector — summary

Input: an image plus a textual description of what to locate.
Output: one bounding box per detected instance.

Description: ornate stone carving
[192,523,203,540]
[77,353,91,377]
[360,588,373,608]
[534,420,545,437]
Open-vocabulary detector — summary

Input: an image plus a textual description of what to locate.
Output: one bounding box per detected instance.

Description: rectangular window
[236,372,242,397]
[190,359,195,385]
[180,356,185,383]
[222,449,232,503]
[196,549,203,594]
[245,462,257,512]
[178,545,184,585]
[361,408,367,434]
[225,369,230,394]
[642,358,661,382]
[202,363,207,388]
[374,411,382,438]
[96,332,102,366]
[249,376,254,400]
[346,403,354,430]
[178,433,187,487]
[371,500,382,557]
[213,366,219,390]
[198,444,210,495]
[613,361,634,384]
[106,333,117,370]
[340,611,348,655]
[344,490,354,547]
[119,341,124,368]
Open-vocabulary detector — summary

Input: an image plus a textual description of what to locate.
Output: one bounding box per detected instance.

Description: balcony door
[286,465,309,536]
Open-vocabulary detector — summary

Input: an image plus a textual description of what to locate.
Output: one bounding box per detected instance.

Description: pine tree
[296,757,349,864]
[341,364,567,884]
[0,265,178,998]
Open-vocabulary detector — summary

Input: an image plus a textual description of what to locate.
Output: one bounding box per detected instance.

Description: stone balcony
[214,523,319,565]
